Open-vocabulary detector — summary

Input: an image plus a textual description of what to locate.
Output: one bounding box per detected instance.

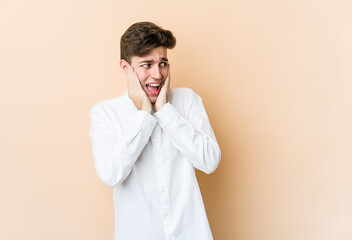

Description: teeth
[147,84,160,87]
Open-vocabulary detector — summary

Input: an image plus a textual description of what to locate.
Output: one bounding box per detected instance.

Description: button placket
[152,126,174,238]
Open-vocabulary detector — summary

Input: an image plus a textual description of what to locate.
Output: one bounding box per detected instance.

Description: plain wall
[1,0,352,239]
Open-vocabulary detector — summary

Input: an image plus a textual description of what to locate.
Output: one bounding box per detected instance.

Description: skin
[120,47,170,113]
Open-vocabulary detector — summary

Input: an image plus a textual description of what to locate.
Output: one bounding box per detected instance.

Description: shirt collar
[123,90,138,111]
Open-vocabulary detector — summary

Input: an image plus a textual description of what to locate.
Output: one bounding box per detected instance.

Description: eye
[160,62,169,67]
[140,63,151,68]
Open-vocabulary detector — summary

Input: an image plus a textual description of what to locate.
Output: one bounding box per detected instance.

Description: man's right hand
[127,68,152,113]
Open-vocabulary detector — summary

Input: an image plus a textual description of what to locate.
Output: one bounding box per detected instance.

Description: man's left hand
[154,71,170,112]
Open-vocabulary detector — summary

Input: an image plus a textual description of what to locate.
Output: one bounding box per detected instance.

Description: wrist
[142,104,152,113]
[155,102,168,112]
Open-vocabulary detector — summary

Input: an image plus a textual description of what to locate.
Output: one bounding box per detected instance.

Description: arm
[154,91,221,174]
[89,104,156,188]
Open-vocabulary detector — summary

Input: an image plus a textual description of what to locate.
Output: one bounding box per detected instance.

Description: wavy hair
[120,22,176,63]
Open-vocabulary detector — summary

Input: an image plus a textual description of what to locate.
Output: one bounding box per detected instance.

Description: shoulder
[90,93,129,116]
[170,87,202,103]
[169,88,203,117]
[171,87,198,96]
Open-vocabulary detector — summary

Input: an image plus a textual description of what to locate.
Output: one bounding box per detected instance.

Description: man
[89,22,221,240]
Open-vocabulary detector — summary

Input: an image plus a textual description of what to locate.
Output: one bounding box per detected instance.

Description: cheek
[136,71,148,84]
[162,68,169,79]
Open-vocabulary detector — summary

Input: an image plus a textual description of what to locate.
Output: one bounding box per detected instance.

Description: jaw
[148,95,158,104]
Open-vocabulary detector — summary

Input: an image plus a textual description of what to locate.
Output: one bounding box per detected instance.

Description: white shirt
[89,88,221,240]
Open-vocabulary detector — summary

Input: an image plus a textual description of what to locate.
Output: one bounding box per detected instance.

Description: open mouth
[145,83,161,95]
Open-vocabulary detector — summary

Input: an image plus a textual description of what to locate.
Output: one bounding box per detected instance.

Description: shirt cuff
[137,110,157,133]
[153,103,181,133]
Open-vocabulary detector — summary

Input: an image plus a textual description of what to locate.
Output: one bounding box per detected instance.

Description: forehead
[131,47,168,63]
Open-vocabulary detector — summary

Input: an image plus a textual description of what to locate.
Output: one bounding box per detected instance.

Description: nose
[151,65,162,80]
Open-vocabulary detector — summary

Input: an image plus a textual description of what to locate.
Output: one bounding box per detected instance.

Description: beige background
[1,0,352,239]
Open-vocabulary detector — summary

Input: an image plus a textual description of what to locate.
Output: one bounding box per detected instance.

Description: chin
[149,96,158,104]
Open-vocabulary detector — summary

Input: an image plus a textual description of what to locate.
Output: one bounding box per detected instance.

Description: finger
[127,69,138,88]
[167,64,171,81]
[165,67,171,98]
[166,65,171,88]
[127,69,133,87]
[128,72,137,92]
[131,71,143,90]
[127,70,141,96]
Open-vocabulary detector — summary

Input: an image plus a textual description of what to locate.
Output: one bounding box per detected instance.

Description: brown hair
[120,22,176,63]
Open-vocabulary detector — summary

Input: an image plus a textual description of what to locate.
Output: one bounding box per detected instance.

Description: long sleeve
[89,103,157,188]
[90,90,218,239]
[153,90,221,174]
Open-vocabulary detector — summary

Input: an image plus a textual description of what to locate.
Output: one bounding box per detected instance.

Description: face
[127,47,169,104]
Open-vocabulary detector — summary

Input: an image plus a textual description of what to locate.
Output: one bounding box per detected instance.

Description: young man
[89,22,221,240]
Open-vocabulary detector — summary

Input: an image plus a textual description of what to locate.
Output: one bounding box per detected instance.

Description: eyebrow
[138,57,169,64]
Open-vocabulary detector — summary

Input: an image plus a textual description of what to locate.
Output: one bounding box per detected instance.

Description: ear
[119,59,130,72]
